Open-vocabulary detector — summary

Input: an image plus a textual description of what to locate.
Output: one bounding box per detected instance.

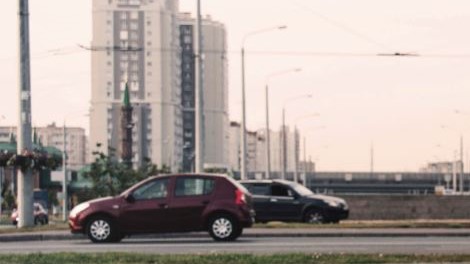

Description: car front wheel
[208,214,241,242]
[303,209,325,224]
[86,216,120,243]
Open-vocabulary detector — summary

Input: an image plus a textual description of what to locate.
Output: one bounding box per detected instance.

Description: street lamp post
[292,114,320,182]
[281,94,312,180]
[453,110,470,193]
[435,143,460,193]
[264,68,301,179]
[240,25,286,180]
[440,125,464,193]
[62,123,68,221]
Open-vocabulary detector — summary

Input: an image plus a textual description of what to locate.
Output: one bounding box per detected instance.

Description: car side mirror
[125,194,135,203]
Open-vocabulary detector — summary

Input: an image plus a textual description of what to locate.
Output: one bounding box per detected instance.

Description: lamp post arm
[242,25,287,47]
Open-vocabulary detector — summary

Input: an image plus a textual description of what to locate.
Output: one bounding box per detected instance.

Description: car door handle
[202,200,210,205]
[270,198,278,202]
[159,203,168,209]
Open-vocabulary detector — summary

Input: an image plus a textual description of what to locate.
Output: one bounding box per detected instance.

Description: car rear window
[226,177,250,194]
[175,177,215,196]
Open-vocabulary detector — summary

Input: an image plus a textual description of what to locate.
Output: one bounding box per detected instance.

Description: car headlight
[69,203,90,218]
[326,200,340,207]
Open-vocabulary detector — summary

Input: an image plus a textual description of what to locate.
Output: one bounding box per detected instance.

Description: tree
[83,145,170,198]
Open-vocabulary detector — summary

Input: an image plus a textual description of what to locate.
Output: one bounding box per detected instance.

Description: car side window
[271,185,293,197]
[247,184,269,195]
[133,178,169,200]
[175,177,215,197]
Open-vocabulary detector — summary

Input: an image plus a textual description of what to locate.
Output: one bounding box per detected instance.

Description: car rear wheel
[34,216,48,226]
[86,216,120,243]
[304,209,325,224]
[208,214,241,242]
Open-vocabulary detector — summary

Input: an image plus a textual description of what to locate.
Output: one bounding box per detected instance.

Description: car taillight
[235,189,246,205]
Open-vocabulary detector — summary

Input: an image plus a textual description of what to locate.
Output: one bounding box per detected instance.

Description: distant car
[239,179,349,224]
[11,202,49,226]
[69,173,255,243]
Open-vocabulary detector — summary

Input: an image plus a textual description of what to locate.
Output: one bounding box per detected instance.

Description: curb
[2,230,470,242]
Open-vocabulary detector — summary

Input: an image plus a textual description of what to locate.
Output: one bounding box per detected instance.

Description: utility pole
[62,124,68,221]
[460,136,464,193]
[303,136,307,186]
[370,142,374,176]
[240,47,247,180]
[453,151,457,193]
[264,84,271,179]
[293,127,299,183]
[0,167,3,217]
[17,0,34,228]
[194,0,205,173]
[282,109,287,180]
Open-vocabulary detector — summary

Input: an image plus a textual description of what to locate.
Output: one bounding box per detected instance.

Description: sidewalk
[2,228,470,242]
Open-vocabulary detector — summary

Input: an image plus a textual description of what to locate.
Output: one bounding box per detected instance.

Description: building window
[130,11,139,20]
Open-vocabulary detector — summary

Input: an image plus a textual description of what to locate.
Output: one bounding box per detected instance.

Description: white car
[11,202,49,225]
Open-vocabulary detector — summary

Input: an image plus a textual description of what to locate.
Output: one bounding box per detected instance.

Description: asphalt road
[1,236,470,255]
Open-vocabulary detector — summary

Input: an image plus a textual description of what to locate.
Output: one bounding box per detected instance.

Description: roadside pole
[62,124,67,221]
[17,0,34,228]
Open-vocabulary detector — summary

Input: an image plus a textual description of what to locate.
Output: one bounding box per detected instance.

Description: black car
[240,180,349,224]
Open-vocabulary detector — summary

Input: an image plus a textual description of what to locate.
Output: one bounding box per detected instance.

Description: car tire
[208,214,241,242]
[35,216,46,226]
[303,208,325,224]
[86,216,120,243]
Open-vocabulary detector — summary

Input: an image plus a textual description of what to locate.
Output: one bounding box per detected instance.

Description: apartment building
[178,13,229,171]
[89,0,182,170]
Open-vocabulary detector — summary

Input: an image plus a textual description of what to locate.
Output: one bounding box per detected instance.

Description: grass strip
[2,253,470,264]
[255,220,470,229]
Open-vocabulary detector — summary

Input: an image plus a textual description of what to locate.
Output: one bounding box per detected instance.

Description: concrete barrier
[341,195,470,220]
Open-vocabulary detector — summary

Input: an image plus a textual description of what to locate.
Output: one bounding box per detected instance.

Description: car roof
[148,173,230,180]
[239,179,295,185]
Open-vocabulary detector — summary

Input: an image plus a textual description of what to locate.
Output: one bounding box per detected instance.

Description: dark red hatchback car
[69,173,254,243]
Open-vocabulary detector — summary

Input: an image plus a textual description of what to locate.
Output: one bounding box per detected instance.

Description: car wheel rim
[90,220,111,241]
[212,218,232,239]
[307,212,323,223]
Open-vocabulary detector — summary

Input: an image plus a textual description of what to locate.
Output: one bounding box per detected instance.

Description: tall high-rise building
[90,0,183,170]
[178,13,229,172]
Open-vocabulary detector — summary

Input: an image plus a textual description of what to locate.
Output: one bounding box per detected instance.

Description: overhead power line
[77,44,470,58]
[288,0,395,52]
[2,44,468,63]
[77,44,143,52]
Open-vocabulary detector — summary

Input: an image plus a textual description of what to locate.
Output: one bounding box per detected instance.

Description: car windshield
[291,183,314,196]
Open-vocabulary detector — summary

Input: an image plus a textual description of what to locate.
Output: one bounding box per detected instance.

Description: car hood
[307,194,346,204]
[87,196,119,206]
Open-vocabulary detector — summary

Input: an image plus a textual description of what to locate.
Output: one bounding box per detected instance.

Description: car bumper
[69,218,85,234]
[239,207,255,228]
[324,208,349,221]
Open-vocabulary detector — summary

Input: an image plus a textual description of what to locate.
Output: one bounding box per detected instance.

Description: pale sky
[1,0,470,172]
